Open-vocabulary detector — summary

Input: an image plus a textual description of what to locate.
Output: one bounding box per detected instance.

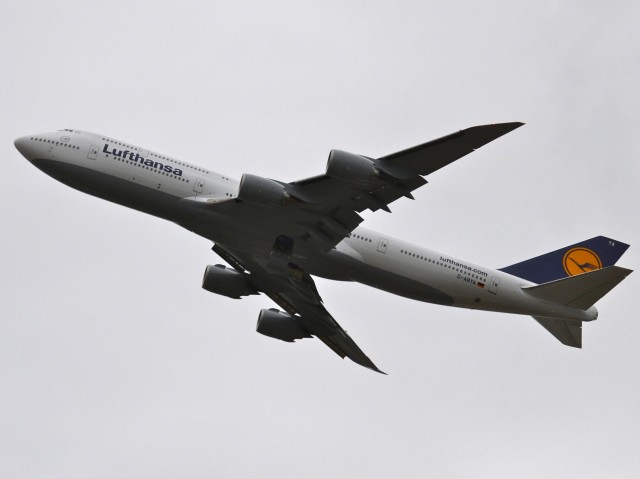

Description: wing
[194,123,523,372]
[213,244,385,373]
[291,122,524,249]
[196,122,523,253]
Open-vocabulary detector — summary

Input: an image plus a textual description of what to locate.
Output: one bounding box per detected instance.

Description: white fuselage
[15,129,597,323]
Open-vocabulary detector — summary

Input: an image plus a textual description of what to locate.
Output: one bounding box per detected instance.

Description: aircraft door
[488,276,500,295]
[193,177,205,194]
[87,145,99,160]
[377,238,388,254]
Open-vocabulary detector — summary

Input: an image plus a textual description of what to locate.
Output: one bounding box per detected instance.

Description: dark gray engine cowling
[326,149,379,185]
[256,308,311,342]
[238,173,289,207]
[202,264,258,299]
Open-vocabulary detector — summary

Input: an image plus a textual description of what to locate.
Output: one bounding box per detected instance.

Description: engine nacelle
[256,308,311,342]
[202,264,258,299]
[238,174,289,207]
[326,149,379,185]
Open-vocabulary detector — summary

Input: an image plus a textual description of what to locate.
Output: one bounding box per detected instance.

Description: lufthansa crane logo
[563,247,602,276]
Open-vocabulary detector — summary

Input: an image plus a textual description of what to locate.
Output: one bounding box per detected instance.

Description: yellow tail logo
[563,248,602,276]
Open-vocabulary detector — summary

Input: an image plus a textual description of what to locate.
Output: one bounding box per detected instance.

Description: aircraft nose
[14,135,36,161]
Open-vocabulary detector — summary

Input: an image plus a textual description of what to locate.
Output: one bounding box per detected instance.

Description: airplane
[14,123,632,373]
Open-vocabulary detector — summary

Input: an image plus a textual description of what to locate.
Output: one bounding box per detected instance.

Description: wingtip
[351,357,387,375]
[497,121,525,129]
[464,122,525,135]
[369,365,387,375]
[488,121,525,136]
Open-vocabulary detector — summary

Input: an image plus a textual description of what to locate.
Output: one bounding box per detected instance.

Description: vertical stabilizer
[499,236,629,284]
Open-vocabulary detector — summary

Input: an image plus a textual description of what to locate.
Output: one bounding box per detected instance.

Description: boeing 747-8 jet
[15,123,632,373]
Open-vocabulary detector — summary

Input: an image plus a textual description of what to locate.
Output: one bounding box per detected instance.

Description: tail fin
[523,266,632,310]
[499,236,629,284]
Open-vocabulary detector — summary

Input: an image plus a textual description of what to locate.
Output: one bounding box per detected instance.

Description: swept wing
[202,123,523,370]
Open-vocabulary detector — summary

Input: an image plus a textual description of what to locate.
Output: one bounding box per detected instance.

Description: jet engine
[326,149,379,185]
[256,308,311,342]
[237,174,291,207]
[201,264,258,299]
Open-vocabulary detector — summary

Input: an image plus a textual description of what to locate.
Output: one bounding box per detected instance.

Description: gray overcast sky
[2,1,639,477]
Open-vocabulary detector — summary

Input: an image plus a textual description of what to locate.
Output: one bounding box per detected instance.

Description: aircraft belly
[30,159,183,220]
[321,250,454,304]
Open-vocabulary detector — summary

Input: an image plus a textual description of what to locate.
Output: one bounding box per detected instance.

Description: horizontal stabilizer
[533,316,582,348]
[523,266,632,310]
